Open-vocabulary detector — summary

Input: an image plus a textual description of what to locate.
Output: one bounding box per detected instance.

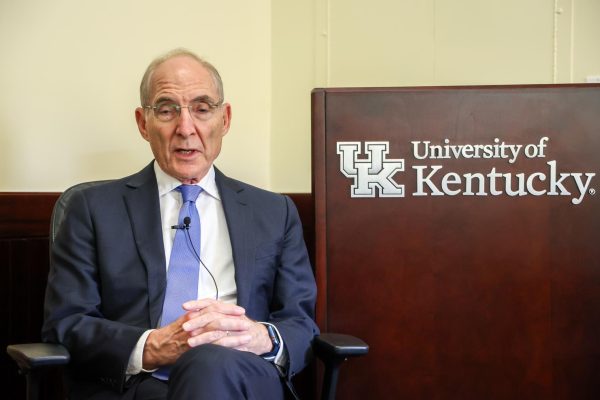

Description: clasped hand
[142,299,272,370]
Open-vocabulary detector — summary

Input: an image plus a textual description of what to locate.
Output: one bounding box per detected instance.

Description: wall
[269,0,600,191]
[0,1,598,192]
[572,0,600,82]
[0,0,271,191]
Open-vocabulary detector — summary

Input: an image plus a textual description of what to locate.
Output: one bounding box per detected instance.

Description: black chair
[7,181,368,400]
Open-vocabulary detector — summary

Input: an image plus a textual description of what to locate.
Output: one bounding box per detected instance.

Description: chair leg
[320,359,343,400]
[25,370,41,400]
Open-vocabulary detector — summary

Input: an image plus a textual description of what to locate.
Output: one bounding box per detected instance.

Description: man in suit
[42,48,318,399]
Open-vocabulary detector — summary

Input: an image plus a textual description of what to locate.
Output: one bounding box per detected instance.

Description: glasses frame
[143,99,224,122]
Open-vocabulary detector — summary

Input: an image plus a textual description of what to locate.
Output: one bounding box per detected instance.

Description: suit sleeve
[42,190,146,392]
[268,195,320,378]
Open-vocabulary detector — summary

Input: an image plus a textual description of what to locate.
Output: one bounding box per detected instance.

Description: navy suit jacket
[42,162,318,393]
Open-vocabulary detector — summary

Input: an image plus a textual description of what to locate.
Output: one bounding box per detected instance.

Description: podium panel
[312,85,600,399]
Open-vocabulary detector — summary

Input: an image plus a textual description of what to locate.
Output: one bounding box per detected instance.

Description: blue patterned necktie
[154,184,202,381]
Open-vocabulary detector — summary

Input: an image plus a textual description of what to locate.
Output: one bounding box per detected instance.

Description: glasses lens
[190,101,214,121]
[154,103,178,121]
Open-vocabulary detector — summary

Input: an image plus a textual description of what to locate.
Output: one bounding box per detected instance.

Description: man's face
[135,56,231,184]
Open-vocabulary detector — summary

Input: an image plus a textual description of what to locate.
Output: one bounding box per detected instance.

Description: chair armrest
[6,343,70,372]
[313,334,368,400]
[313,333,369,361]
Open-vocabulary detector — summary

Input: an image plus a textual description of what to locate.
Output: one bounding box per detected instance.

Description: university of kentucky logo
[337,141,405,197]
[337,138,596,204]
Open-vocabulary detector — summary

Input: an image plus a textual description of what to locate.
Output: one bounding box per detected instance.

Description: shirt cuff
[126,329,157,376]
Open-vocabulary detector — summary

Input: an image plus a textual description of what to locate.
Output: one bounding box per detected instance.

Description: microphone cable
[172,216,219,300]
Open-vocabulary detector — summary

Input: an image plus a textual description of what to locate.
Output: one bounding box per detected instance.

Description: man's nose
[175,107,196,136]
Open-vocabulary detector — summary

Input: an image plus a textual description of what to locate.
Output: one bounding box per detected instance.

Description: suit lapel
[215,168,255,309]
[123,163,166,328]
[122,165,254,324]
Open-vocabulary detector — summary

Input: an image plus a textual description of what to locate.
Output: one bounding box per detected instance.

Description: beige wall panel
[0,0,271,191]
[327,0,436,87]
[434,0,555,84]
[572,0,600,82]
[271,1,315,192]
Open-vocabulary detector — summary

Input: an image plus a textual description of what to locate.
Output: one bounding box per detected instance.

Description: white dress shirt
[126,162,284,375]
[155,162,237,305]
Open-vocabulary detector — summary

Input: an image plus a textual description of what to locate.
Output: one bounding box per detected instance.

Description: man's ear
[221,103,232,137]
[135,107,150,142]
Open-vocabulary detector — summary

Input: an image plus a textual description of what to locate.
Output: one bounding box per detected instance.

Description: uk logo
[337,141,405,197]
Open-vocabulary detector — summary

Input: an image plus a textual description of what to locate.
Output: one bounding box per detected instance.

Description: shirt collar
[153,161,221,201]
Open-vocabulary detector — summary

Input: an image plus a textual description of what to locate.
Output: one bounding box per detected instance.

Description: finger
[197,302,246,316]
[211,334,252,349]
[184,308,245,323]
[183,304,246,327]
[207,317,253,332]
[187,330,229,348]
[182,298,218,311]
[184,313,252,333]
[188,317,254,336]
[172,312,192,328]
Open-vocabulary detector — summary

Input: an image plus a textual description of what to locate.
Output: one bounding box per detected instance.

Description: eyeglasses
[144,99,223,122]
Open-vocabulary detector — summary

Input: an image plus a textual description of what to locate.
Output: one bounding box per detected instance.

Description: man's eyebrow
[192,95,220,104]
[152,95,220,105]
[154,96,176,104]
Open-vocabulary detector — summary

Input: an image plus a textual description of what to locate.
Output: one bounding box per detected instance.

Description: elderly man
[42,49,318,400]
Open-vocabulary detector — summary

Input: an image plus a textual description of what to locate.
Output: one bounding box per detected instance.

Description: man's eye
[157,105,176,114]
[192,102,211,113]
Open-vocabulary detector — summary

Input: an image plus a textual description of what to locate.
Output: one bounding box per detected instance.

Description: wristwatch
[260,323,281,361]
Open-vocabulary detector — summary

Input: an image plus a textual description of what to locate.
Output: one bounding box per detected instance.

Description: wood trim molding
[0,192,60,238]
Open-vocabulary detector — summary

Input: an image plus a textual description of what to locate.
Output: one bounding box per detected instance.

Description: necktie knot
[178,184,202,203]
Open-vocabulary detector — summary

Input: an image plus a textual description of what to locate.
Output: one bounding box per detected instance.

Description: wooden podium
[312,85,600,399]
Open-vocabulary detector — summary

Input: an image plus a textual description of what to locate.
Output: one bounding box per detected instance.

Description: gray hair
[139,48,224,106]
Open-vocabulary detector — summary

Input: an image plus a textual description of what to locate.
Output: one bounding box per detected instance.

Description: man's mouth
[176,149,197,155]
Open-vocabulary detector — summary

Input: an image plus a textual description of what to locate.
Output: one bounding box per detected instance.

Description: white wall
[0,0,271,191]
[572,0,600,82]
[1,0,598,192]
